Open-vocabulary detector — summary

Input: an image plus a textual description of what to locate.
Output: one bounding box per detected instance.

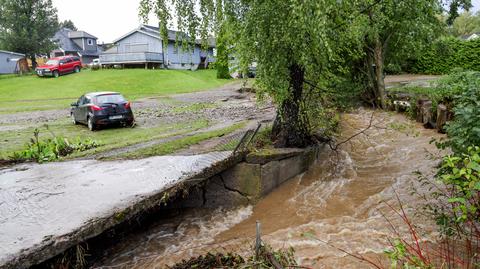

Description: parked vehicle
[88,58,101,69]
[36,56,82,78]
[71,92,134,131]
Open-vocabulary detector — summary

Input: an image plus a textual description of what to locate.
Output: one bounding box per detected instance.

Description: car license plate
[109,115,123,120]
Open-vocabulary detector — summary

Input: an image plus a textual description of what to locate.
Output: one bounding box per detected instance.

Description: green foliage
[412,37,480,74]
[0,0,59,62]
[443,77,480,153]
[10,128,100,163]
[438,147,480,224]
[59,19,77,30]
[215,24,230,79]
[384,240,433,269]
[248,126,273,151]
[450,11,480,37]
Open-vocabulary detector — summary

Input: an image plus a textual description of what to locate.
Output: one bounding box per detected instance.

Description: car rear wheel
[74,66,80,73]
[71,114,78,125]
[87,117,96,131]
[53,70,59,78]
[125,120,135,128]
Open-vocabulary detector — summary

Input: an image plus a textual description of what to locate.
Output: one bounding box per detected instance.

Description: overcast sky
[52,0,480,44]
[52,0,158,43]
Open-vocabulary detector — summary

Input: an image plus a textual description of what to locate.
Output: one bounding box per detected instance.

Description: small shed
[0,50,26,74]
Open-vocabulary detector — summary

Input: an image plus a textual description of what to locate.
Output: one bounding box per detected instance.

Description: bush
[411,37,480,74]
[385,63,402,75]
[443,85,480,153]
[10,129,100,163]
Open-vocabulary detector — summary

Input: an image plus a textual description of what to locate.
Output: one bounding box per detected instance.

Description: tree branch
[329,111,375,151]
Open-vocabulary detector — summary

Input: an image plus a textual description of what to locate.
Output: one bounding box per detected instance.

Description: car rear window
[94,94,126,104]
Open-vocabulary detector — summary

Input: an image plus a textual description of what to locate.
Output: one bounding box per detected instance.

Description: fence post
[255,220,262,260]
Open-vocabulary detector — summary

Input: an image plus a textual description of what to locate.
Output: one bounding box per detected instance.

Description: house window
[87,39,94,46]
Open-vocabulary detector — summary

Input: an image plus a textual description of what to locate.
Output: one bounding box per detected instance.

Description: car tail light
[91,104,103,111]
[124,101,131,109]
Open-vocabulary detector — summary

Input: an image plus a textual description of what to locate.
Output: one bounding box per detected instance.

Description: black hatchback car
[71,92,134,131]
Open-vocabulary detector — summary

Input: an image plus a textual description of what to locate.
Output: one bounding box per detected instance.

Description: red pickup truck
[36,56,82,78]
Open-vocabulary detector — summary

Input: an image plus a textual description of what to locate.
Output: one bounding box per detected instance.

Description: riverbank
[93,109,444,268]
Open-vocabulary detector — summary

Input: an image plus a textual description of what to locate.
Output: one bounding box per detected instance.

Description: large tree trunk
[373,39,386,109]
[366,38,387,109]
[271,64,311,148]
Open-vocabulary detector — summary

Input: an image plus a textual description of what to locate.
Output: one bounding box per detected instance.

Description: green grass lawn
[0,69,231,113]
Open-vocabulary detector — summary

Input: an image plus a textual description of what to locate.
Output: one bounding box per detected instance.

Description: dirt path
[384,74,440,89]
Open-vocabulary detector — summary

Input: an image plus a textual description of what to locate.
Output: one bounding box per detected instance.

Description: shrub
[10,129,100,163]
[443,85,480,153]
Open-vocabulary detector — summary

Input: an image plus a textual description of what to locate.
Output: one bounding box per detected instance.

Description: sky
[52,0,158,43]
[53,0,480,44]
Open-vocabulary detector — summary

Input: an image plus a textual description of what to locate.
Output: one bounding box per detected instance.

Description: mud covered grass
[115,122,247,159]
[0,69,231,114]
[168,245,297,269]
[0,119,210,160]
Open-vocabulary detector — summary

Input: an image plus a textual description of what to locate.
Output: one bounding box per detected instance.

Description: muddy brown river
[94,109,443,269]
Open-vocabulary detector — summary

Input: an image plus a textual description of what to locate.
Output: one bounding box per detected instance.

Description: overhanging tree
[139,0,364,148]
[0,0,59,69]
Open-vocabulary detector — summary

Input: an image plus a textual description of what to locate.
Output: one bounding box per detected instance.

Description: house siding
[0,51,24,74]
[165,41,201,69]
[71,38,84,50]
[117,32,163,53]
[84,38,97,51]
[100,26,215,70]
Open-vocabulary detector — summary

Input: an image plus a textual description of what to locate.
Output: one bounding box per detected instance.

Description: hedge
[411,37,480,74]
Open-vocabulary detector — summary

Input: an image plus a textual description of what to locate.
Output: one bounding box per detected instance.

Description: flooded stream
[94,109,443,268]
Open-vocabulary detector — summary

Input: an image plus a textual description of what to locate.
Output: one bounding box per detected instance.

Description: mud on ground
[0,80,275,159]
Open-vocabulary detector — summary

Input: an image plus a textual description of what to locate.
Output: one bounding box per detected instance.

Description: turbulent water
[94,109,444,269]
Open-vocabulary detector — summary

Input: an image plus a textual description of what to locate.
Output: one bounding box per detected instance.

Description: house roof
[52,28,101,55]
[68,31,98,39]
[112,25,216,47]
[53,28,83,52]
[77,50,101,57]
[0,50,25,57]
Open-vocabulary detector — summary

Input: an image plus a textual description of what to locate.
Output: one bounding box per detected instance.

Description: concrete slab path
[0,151,232,268]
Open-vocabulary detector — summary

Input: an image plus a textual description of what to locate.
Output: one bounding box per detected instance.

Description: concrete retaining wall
[176,144,328,208]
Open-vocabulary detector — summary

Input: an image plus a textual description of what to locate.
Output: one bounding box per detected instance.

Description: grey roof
[68,31,97,39]
[52,28,83,51]
[52,28,101,56]
[0,50,25,57]
[140,25,192,42]
[78,50,100,57]
[111,25,216,48]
